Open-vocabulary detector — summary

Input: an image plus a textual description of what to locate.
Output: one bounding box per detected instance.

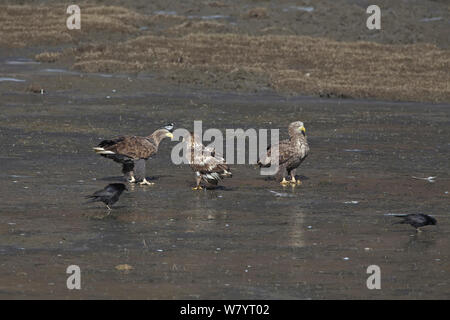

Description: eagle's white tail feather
[223,169,232,176]
[93,147,115,155]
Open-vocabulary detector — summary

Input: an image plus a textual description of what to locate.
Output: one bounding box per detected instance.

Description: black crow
[85,183,127,210]
[393,214,437,232]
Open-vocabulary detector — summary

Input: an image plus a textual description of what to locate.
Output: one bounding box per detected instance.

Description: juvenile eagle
[93,124,174,185]
[258,121,309,185]
[184,133,232,190]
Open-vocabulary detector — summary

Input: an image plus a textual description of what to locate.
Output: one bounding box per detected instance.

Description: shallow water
[0,56,449,299]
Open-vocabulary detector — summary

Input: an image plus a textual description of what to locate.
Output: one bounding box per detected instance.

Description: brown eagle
[93,123,174,185]
[184,133,232,190]
[258,121,309,185]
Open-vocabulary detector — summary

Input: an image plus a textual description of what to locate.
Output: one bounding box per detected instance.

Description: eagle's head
[289,121,306,136]
[152,125,174,143]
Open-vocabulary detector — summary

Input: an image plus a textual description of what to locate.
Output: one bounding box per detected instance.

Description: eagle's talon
[296,179,302,185]
[139,179,154,186]
[128,176,136,183]
[280,178,290,186]
[192,186,203,190]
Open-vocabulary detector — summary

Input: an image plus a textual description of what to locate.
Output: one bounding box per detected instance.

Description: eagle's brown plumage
[258,121,309,185]
[185,133,232,190]
[93,124,174,185]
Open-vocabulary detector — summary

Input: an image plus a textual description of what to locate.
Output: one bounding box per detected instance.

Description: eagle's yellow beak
[300,126,306,133]
[166,132,174,139]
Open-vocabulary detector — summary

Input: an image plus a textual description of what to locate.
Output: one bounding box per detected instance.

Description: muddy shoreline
[1,0,449,299]
[1,64,449,298]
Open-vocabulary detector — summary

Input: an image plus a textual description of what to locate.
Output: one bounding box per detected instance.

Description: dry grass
[63,33,449,102]
[205,1,230,8]
[35,52,61,63]
[2,3,449,102]
[245,7,269,19]
[0,4,147,47]
[167,21,233,35]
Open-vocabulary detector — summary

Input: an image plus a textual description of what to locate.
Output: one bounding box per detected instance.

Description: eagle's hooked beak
[300,126,306,134]
[166,132,174,139]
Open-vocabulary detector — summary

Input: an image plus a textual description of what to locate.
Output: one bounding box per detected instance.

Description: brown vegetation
[246,7,269,19]
[1,2,449,102]
[0,4,147,47]
[62,33,450,102]
[35,52,61,63]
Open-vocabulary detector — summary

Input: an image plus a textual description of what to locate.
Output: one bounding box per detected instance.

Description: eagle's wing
[259,139,292,167]
[203,155,230,173]
[94,136,157,159]
[198,155,231,185]
[98,136,126,148]
[188,136,231,185]
[204,145,216,157]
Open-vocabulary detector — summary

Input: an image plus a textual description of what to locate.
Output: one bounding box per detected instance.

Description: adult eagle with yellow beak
[93,123,174,185]
[258,121,309,185]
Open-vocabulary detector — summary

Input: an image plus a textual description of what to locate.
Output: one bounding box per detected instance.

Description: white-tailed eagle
[93,123,174,185]
[258,121,309,185]
[184,132,232,190]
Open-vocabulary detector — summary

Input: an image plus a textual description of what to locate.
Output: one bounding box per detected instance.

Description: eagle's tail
[257,155,271,168]
[219,165,232,178]
[202,166,232,185]
[93,147,115,155]
[257,160,268,168]
[202,173,221,185]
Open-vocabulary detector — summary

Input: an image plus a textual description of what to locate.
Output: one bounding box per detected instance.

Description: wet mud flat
[0,61,449,299]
